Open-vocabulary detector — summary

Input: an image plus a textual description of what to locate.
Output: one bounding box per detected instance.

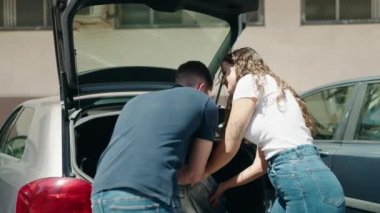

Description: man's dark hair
[176,61,213,88]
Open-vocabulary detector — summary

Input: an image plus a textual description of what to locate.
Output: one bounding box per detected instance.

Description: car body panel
[0,97,63,212]
[312,140,341,168]
[333,142,380,203]
[301,75,380,95]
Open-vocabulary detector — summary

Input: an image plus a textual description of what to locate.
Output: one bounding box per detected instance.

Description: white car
[0,0,260,212]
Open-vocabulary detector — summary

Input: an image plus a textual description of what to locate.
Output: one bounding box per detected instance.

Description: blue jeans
[268,144,345,213]
[91,188,178,213]
[179,176,225,213]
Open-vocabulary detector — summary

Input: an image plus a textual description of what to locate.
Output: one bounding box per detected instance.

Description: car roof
[301,75,380,95]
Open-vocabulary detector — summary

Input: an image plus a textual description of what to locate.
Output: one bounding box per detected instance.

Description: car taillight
[16,177,92,213]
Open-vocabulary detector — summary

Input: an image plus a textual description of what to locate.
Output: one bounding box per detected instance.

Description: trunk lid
[50,0,259,109]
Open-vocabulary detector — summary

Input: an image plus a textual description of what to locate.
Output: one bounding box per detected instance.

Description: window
[74,4,232,29]
[246,0,265,26]
[302,85,355,139]
[17,0,44,27]
[0,107,34,159]
[73,4,230,71]
[355,83,380,140]
[0,0,51,30]
[302,0,380,24]
[0,0,3,26]
[117,4,185,28]
[1,0,264,30]
[83,2,264,29]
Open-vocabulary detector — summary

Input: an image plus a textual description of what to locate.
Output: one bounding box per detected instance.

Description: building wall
[0,31,58,97]
[235,0,380,93]
[1,0,380,122]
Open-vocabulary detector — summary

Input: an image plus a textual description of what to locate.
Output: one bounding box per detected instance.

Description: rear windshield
[73,3,230,74]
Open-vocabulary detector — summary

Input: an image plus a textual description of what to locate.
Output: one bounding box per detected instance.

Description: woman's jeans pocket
[268,157,345,211]
[309,169,345,207]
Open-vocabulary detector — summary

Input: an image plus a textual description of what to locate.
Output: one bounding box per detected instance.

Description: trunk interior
[74,109,120,179]
[73,105,272,212]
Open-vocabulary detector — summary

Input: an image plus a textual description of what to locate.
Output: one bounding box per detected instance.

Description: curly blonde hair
[221,47,315,136]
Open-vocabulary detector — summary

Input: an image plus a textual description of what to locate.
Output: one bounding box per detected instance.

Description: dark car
[0,0,260,212]
[301,76,380,213]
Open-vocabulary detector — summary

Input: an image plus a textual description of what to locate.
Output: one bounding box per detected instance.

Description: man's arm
[204,97,257,177]
[177,138,213,185]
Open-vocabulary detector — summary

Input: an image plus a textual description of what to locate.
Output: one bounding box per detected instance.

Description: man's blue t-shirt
[92,87,218,207]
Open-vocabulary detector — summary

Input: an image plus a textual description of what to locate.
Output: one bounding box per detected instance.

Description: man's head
[176,61,213,94]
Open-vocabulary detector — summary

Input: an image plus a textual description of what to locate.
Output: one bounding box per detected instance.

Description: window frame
[0,106,35,159]
[245,0,265,26]
[344,80,380,141]
[0,0,52,30]
[354,82,380,140]
[301,0,380,25]
[0,106,23,153]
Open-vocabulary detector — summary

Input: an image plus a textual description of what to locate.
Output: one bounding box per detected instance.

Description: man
[91,61,218,213]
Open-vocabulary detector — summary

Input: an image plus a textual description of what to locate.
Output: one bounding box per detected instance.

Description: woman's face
[221,61,238,95]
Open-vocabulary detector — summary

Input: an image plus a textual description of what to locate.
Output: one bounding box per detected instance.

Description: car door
[302,83,358,168]
[0,106,35,213]
[332,80,380,212]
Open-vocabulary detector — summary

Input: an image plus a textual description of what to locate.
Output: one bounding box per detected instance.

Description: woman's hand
[209,182,229,207]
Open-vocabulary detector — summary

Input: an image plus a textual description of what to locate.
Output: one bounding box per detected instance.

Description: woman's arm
[223,147,267,188]
[209,148,267,205]
[204,97,257,177]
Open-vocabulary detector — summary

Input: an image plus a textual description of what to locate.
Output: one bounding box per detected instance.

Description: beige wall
[0,0,379,99]
[0,31,58,97]
[235,0,380,92]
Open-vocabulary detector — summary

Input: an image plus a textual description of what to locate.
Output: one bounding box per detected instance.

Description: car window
[354,83,380,140]
[0,107,34,159]
[0,107,22,145]
[303,85,355,140]
[73,4,230,73]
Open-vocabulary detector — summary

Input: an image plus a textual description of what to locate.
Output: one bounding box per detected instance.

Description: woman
[209,47,345,212]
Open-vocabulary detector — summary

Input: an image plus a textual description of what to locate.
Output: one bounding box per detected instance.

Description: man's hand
[209,181,229,207]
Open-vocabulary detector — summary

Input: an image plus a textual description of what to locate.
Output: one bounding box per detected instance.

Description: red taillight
[16,177,92,213]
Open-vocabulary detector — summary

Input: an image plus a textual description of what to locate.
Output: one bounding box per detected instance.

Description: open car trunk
[72,103,271,212]
[49,0,268,211]
[74,110,120,178]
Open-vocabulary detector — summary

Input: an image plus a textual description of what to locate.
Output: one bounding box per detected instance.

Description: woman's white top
[232,74,313,160]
